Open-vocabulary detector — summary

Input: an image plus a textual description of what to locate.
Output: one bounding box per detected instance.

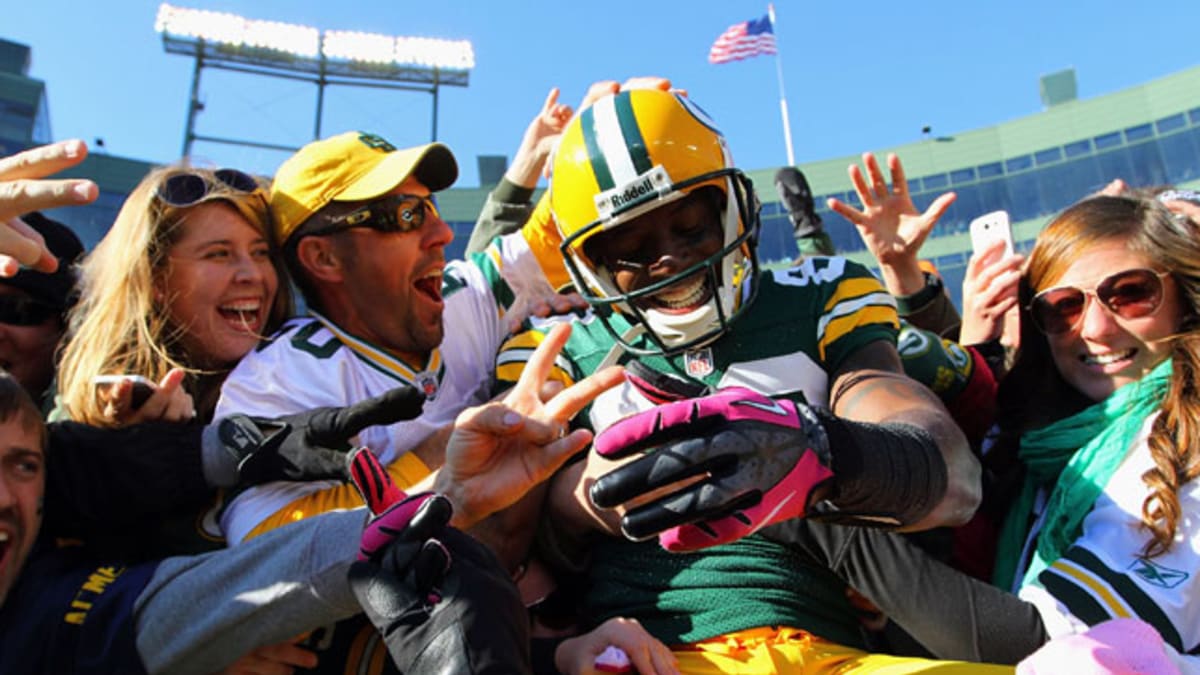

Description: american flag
[708,14,776,64]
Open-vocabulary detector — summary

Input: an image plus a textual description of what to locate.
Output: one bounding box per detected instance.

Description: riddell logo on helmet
[596,165,672,218]
[608,176,655,211]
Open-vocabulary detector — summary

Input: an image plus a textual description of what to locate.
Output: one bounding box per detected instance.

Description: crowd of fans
[0,77,1196,675]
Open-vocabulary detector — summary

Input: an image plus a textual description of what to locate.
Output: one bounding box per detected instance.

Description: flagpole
[768,3,796,167]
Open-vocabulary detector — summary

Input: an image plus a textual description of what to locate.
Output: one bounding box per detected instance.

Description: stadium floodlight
[155,3,473,82]
[323,31,475,70]
[156,2,473,156]
[154,4,320,58]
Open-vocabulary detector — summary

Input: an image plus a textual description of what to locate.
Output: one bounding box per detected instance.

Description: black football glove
[589,386,834,551]
[345,449,533,674]
[215,385,426,486]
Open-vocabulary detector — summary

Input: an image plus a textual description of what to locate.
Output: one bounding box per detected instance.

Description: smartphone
[969,210,1014,257]
[92,374,156,410]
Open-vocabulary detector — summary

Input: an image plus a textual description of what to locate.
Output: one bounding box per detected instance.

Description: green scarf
[992,358,1172,591]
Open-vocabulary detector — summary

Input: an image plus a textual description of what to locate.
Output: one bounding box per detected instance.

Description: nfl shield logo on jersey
[417,373,439,400]
[685,348,714,378]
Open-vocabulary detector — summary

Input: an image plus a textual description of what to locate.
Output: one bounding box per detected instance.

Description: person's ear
[295,236,343,283]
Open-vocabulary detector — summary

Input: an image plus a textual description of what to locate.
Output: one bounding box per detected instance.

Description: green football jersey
[496,257,900,645]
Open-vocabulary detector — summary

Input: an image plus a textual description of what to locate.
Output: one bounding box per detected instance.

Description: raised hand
[0,140,98,275]
[510,87,577,187]
[959,239,1023,346]
[434,322,624,528]
[829,152,955,296]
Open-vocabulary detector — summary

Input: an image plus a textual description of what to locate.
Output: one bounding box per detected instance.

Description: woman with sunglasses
[46,165,323,674]
[55,165,291,427]
[763,193,1200,670]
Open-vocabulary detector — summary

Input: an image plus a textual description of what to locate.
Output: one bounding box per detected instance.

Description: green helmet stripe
[580,106,615,191]
[614,92,652,176]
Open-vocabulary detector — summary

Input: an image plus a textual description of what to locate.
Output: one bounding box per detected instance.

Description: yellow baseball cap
[270,131,458,244]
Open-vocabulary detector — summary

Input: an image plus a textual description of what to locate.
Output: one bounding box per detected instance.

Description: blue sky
[7,1,1200,186]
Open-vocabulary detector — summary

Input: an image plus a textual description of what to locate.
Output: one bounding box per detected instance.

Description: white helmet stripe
[591,95,640,187]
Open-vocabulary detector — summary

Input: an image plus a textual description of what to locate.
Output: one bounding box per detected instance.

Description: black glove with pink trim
[346,449,532,674]
[588,386,834,552]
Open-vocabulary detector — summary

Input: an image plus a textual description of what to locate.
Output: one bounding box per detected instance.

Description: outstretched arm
[134,509,367,675]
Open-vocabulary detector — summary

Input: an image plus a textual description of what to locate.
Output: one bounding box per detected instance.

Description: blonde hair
[56,164,293,426]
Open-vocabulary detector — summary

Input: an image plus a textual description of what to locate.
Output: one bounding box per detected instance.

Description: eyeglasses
[307,194,439,237]
[156,168,262,207]
[0,295,60,326]
[1028,268,1170,335]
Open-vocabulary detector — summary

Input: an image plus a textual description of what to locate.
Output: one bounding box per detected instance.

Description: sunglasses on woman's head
[1028,268,1170,335]
[156,168,261,207]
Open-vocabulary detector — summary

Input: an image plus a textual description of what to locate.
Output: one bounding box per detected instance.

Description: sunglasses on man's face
[1028,268,1170,335]
[0,295,60,326]
[156,168,261,207]
[308,194,439,237]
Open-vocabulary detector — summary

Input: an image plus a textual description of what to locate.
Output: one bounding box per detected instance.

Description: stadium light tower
[154,3,474,157]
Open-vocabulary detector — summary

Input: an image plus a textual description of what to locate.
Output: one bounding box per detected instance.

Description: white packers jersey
[215,233,539,544]
[1019,414,1200,662]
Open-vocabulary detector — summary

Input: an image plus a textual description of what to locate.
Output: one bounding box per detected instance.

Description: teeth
[654,276,707,309]
[423,269,443,280]
[1082,349,1135,366]
[220,301,260,312]
[0,531,9,542]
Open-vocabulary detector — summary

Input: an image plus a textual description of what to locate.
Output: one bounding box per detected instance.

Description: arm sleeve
[896,323,997,447]
[762,518,1050,664]
[894,271,962,339]
[466,178,537,255]
[133,509,367,675]
[43,420,211,537]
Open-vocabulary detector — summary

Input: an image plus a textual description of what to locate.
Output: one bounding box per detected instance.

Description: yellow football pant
[673,627,1014,674]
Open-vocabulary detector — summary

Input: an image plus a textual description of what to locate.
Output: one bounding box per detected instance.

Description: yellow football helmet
[549,89,760,355]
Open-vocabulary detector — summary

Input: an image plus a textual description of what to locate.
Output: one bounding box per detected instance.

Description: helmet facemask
[560,168,761,356]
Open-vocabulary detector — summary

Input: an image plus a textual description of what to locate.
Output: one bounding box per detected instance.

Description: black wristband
[894,271,944,316]
[809,411,948,527]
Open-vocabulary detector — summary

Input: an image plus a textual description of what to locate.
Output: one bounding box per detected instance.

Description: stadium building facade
[4,32,1199,306]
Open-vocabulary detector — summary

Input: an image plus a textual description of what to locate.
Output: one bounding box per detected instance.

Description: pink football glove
[589,386,833,551]
[348,447,449,562]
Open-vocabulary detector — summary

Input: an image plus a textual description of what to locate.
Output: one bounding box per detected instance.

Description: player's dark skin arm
[828,339,982,530]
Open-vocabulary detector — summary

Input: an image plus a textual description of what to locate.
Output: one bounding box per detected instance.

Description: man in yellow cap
[215,131,553,547]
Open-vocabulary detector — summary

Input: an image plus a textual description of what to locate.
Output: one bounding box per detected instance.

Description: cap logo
[357,133,397,153]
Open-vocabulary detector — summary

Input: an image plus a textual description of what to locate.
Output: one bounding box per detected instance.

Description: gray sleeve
[465,178,536,255]
[134,509,368,675]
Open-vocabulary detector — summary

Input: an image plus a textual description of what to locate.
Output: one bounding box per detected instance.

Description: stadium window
[950,168,976,184]
[1189,107,1200,125]
[976,162,1003,179]
[922,174,949,190]
[1156,114,1186,134]
[1063,139,1092,158]
[1124,124,1153,142]
[1093,131,1123,150]
[1034,148,1063,165]
[906,180,921,194]
[1005,155,1033,173]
